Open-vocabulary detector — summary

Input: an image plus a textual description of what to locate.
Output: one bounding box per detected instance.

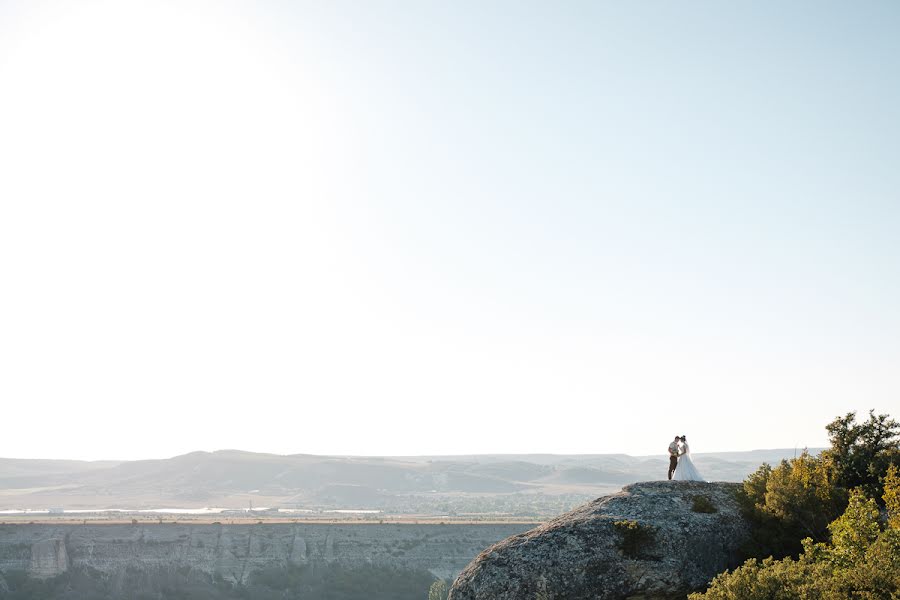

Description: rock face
[0,522,532,583]
[449,482,750,600]
[28,537,68,579]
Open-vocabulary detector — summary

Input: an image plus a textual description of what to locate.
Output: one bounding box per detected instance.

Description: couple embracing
[667,435,705,482]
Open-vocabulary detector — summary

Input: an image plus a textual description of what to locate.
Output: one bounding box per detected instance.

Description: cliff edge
[0,523,531,584]
[448,481,750,600]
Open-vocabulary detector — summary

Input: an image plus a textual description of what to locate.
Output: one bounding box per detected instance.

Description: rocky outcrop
[449,482,750,600]
[28,537,69,579]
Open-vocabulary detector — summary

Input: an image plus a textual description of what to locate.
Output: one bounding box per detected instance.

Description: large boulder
[449,481,750,600]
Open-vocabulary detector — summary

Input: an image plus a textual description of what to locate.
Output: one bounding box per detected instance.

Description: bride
[673,436,705,482]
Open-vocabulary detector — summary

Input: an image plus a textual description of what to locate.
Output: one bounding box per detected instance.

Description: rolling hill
[0,448,820,517]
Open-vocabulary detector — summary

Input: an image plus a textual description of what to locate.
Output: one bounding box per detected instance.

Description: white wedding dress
[673,443,705,482]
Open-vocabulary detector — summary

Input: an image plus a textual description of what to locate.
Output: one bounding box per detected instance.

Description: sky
[1,0,898,461]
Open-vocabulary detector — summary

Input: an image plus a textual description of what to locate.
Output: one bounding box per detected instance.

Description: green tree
[827,488,881,567]
[740,461,771,509]
[884,463,900,530]
[737,451,847,558]
[761,451,845,541]
[691,487,900,600]
[823,410,900,499]
[697,411,900,599]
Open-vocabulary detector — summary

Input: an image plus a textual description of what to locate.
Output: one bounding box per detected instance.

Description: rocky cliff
[0,522,531,584]
[449,482,750,600]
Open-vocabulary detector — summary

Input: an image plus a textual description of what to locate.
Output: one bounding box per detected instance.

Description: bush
[691,496,717,514]
[613,520,655,559]
[885,464,900,530]
[690,479,900,599]
[737,451,848,559]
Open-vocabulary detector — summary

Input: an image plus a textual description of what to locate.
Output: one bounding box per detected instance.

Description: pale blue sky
[0,1,898,459]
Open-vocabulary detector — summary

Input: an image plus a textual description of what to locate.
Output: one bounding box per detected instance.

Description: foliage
[690,495,717,514]
[827,489,882,567]
[885,464,900,530]
[246,564,437,599]
[427,578,449,600]
[823,410,900,500]
[0,564,440,600]
[737,451,847,559]
[760,451,846,541]
[734,411,898,561]
[0,566,237,600]
[613,520,655,559]
[689,484,900,600]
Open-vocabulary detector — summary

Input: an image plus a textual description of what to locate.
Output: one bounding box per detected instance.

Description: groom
[667,436,681,480]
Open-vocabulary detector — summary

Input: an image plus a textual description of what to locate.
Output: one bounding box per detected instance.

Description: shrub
[613,520,655,559]
[691,496,717,514]
[737,451,847,559]
[427,578,449,600]
[690,486,900,599]
[885,464,900,530]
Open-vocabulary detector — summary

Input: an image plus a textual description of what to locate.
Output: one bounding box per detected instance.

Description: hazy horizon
[0,446,813,517]
[1,445,827,463]
[1,1,898,461]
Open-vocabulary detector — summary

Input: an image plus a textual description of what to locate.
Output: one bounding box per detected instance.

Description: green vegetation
[246,563,437,599]
[886,464,900,530]
[691,482,900,599]
[690,495,717,514]
[737,410,898,560]
[738,450,847,558]
[692,410,900,599]
[824,410,900,499]
[427,578,449,600]
[613,520,655,559]
[0,564,441,600]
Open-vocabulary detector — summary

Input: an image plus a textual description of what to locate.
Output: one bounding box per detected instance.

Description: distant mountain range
[0,449,821,517]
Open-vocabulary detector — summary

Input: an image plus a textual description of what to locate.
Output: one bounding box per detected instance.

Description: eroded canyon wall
[0,522,534,583]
